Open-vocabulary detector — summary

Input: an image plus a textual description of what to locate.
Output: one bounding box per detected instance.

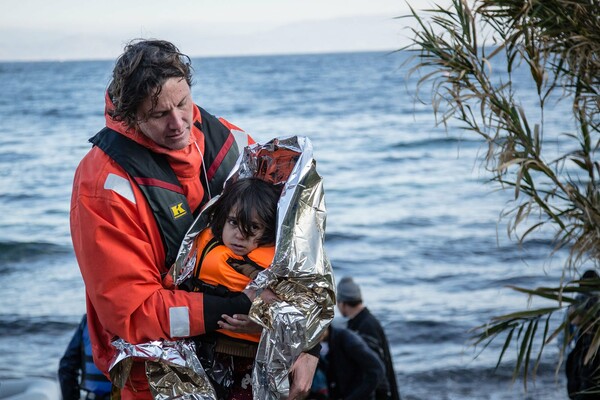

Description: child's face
[222,209,266,256]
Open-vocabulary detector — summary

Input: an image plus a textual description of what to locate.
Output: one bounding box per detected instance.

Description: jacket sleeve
[70,160,249,344]
[58,318,84,400]
[342,330,385,400]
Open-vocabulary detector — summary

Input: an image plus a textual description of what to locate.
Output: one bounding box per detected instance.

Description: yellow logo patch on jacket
[170,203,187,219]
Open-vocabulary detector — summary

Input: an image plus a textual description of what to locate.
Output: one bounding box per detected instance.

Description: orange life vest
[187,228,275,343]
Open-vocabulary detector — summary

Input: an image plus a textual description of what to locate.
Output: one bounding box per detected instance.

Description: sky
[1,0,450,62]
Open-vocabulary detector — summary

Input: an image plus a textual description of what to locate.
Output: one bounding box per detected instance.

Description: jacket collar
[103,91,205,178]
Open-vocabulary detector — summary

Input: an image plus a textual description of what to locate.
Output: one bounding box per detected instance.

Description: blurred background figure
[58,314,115,400]
[317,323,384,400]
[336,276,401,400]
[565,269,600,400]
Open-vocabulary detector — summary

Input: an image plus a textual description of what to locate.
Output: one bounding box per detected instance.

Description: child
[117,136,332,400]
[178,176,281,399]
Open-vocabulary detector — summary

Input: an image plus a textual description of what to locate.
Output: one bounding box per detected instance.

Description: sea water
[0,51,575,399]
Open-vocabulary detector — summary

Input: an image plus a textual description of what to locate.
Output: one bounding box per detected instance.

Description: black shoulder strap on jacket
[192,236,222,278]
[179,236,231,295]
[195,106,242,207]
[89,128,194,268]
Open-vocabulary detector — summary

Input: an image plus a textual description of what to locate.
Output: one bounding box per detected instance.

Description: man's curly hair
[107,39,193,128]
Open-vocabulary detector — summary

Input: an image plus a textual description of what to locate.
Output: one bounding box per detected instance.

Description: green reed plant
[403,0,600,386]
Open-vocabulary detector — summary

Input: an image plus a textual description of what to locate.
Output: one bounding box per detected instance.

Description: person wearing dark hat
[337,277,401,400]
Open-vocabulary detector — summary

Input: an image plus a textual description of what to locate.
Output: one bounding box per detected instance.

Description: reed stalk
[404,0,600,387]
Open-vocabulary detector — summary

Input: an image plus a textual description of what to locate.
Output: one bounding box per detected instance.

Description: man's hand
[217,314,262,334]
[287,352,319,400]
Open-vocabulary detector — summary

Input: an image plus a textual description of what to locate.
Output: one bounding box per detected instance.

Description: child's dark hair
[210,178,281,246]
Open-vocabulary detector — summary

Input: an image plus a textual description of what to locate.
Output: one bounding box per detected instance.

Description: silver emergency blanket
[109,338,217,399]
[243,137,335,399]
[109,135,335,399]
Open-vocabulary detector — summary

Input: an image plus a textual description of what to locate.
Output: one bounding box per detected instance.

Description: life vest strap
[89,128,193,267]
[179,275,233,297]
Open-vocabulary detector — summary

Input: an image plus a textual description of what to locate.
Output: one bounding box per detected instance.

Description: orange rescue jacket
[70,93,252,395]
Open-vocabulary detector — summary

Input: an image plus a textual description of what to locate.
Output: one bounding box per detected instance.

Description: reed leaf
[404,0,600,388]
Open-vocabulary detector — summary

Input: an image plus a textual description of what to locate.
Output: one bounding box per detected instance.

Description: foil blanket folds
[109,338,218,399]
[108,135,336,399]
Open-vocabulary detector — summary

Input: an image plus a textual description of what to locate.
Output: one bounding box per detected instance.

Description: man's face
[136,77,193,150]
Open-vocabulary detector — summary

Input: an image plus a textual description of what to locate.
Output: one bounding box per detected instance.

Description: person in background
[336,276,401,400]
[70,39,317,399]
[318,323,385,400]
[58,314,115,400]
[307,366,329,400]
[565,269,600,399]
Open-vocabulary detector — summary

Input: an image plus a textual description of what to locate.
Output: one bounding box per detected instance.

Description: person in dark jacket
[58,314,114,400]
[337,276,401,400]
[565,269,600,399]
[319,323,385,400]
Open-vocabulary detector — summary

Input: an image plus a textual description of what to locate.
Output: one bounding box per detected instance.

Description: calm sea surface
[0,51,576,399]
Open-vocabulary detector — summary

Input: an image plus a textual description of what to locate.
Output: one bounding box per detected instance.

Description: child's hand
[243,287,279,303]
[259,288,279,304]
[218,314,262,333]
